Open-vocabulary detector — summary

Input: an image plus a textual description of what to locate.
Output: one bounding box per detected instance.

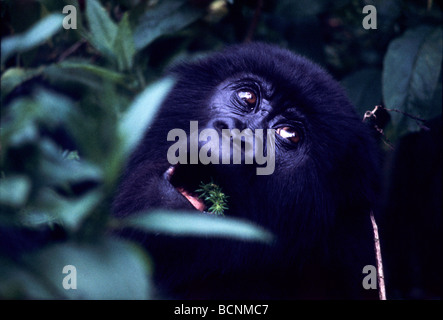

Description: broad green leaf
[0,258,55,299]
[18,208,57,229]
[409,27,442,119]
[44,60,133,88]
[55,191,102,231]
[34,89,76,125]
[117,211,274,243]
[1,89,76,148]
[1,113,39,148]
[383,26,443,135]
[113,13,136,71]
[1,14,64,64]
[1,68,43,99]
[0,176,31,207]
[38,139,102,187]
[55,60,127,82]
[3,89,74,126]
[85,0,118,60]
[134,0,203,50]
[119,77,175,155]
[22,239,152,299]
[21,189,102,232]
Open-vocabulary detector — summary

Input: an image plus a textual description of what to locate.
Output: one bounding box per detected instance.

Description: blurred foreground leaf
[21,189,102,232]
[0,259,54,299]
[0,176,31,208]
[1,89,77,149]
[1,14,64,64]
[117,211,274,244]
[1,68,43,99]
[118,77,175,155]
[3,239,153,299]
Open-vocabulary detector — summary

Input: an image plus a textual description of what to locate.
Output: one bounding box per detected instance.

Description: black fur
[113,43,381,299]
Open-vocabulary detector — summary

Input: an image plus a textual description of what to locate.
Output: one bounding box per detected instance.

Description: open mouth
[165,164,227,214]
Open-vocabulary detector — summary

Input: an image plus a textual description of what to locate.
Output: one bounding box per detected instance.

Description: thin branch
[57,39,87,63]
[363,108,387,299]
[380,105,430,131]
[370,211,386,300]
[244,0,264,43]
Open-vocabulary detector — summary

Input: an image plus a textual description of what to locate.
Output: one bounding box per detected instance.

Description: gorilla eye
[237,90,257,108]
[276,126,300,143]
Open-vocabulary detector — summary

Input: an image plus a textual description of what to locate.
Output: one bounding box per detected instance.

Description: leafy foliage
[196,181,229,215]
[0,0,271,299]
[119,211,273,243]
[0,0,441,299]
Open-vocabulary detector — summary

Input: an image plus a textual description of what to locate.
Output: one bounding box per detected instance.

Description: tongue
[177,187,206,211]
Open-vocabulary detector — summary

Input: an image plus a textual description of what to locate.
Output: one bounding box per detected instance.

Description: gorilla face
[113,43,380,299]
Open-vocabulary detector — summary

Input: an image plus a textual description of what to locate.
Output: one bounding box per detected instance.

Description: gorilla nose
[209,118,246,133]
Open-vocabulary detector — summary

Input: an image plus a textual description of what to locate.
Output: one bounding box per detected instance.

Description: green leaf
[22,239,152,299]
[44,60,134,88]
[55,192,102,231]
[113,13,136,71]
[56,61,126,81]
[1,14,64,64]
[85,0,118,60]
[34,89,76,125]
[409,27,442,119]
[1,89,77,148]
[38,139,102,187]
[0,175,32,207]
[22,189,102,232]
[1,68,43,99]
[1,108,39,148]
[117,211,274,243]
[383,26,443,135]
[118,77,175,155]
[133,0,203,50]
[0,258,55,299]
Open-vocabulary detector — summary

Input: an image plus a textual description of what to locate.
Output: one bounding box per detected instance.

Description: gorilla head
[113,43,380,299]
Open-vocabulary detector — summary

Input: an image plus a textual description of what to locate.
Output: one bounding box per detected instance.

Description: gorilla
[113,43,381,299]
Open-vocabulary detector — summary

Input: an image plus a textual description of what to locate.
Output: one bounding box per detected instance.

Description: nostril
[209,118,246,133]
[213,120,229,131]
